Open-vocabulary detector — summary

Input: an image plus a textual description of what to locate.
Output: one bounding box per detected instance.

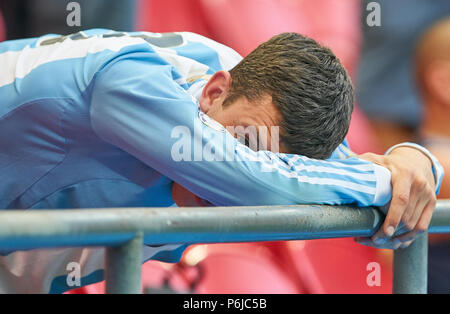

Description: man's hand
[356,146,436,249]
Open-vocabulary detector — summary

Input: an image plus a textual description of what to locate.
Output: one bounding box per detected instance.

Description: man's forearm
[90,59,397,207]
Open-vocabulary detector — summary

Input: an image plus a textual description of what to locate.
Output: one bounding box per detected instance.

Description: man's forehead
[234,94,281,125]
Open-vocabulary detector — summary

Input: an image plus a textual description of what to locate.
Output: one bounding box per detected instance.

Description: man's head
[199,32,354,159]
[416,18,450,118]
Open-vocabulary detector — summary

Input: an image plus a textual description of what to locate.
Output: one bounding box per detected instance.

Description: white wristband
[385,142,444,194]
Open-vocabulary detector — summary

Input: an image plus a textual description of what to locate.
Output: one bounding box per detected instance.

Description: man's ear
[427,61,450,108]
[199,70,232,113]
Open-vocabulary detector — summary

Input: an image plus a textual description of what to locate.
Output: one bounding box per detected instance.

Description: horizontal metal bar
[0,201,449,251]
[429,200,450,233]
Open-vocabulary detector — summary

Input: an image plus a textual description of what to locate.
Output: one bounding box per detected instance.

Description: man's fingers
[399,240,414,249]
[355,237,402,250]
[404,190,431,231]
[399,183,435,238]
[359,147,438,247]
[415,198,436,232]
[377,199,435,249]
[393,231,419,243]
[400,183,424,225]
[379,174,412,239]
[371,227,390,245]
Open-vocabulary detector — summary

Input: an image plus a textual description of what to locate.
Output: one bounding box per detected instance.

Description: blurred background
[0,0,449,294]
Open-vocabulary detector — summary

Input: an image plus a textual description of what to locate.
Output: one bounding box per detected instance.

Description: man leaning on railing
[0,29,443,293]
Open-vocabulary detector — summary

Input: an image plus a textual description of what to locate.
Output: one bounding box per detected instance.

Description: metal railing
[1,200,450,294]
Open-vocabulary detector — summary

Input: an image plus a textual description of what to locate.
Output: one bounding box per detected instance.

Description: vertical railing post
[393,232,428,294]
[105,232,143,294]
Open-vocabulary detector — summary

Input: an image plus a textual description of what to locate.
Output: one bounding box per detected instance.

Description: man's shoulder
[88,30,243,90]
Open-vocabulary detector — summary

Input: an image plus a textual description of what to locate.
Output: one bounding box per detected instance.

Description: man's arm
[329,140,443,248]
[89,57,393,207]
[356,144,442,249]
[90,57,444,248]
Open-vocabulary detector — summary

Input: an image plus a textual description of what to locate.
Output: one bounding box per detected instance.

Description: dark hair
[226,32,354,159]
